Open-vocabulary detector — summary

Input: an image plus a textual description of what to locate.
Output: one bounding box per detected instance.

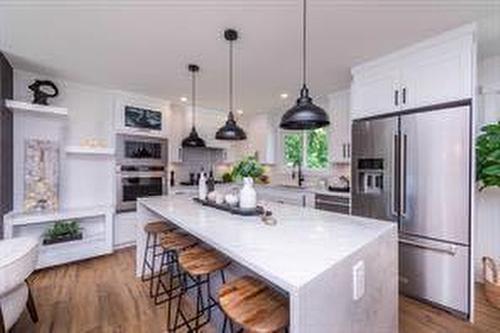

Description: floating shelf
[5,100,68,116]
[65,146,114,156]
[4,205,113,227]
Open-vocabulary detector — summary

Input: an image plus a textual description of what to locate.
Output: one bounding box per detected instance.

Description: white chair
[0,237,39,333]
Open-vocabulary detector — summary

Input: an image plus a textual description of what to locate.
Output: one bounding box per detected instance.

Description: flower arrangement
[231,156,264,181]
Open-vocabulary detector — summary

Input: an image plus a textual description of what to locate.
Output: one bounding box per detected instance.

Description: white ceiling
[1,1,499,114]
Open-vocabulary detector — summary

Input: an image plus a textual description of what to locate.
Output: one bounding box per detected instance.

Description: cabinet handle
[394,90,399,106]
[402,87,407,105]
[342,144,346,158]
[348,143,351,158]
[178,147,182,161]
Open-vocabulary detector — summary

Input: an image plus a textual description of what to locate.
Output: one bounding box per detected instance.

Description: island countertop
[137,195,393,292]
[136,194,397,332]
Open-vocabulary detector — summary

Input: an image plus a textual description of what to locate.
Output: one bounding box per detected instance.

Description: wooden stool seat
[219,276,289,333]
[160,231,197,252]
[178,245,231,276]
[144,221,174,234]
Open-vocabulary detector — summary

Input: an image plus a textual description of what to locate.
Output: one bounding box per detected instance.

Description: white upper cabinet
[351,68,401,120]
[168,104,188,163]
[351,24,476,120]
[246,113,276,164]
[329,90,352,163]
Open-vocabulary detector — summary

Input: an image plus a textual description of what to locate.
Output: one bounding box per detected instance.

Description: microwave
[116,134,168,166]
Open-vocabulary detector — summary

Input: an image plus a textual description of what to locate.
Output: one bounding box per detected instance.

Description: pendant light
[215,29,247,141]
[280,0,330,130]
[182,64,206,148]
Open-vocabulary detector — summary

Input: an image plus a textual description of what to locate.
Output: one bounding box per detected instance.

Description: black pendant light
[280,0,330,130]
[182,64,206,148]
[215,29,247,141]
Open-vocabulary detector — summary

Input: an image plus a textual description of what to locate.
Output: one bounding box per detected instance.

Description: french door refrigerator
[351,101,472,318]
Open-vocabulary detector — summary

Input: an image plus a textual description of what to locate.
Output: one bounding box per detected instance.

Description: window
[283,128,328,170]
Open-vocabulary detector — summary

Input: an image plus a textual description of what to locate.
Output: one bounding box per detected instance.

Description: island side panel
[136,201,163,277]
[293,225,398,333]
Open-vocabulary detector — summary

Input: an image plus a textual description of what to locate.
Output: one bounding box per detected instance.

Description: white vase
[198,173,208,200]
[239,177,257,209]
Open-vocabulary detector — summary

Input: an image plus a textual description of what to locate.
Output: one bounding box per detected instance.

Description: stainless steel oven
[116,135,168,212]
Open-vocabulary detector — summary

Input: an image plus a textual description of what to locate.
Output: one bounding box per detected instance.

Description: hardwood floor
[11,247,500,333]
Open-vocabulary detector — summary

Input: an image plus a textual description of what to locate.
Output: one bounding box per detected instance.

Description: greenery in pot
[476,121,500,191]
[43,220,83,245]
[231,156,264,181]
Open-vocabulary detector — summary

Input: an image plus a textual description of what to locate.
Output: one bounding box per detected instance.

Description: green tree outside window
[283,128,328,169]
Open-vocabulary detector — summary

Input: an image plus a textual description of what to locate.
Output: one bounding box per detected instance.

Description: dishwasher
[315,193,350,214]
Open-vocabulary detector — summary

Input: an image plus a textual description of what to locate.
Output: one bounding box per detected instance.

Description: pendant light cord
[302,0,307,87]
[229,38,234,118]
[191,68,196,129]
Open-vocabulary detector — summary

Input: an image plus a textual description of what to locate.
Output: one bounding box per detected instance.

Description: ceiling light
[280,93,289,99]
[236,109,244,115]
[181,64,206,148]
[215,29,247,141]
[180,96,188,103]
[280,0,330,130]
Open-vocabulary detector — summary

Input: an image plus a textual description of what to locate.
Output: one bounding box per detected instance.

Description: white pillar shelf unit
[5,99,68,116]
[3,206,114,269]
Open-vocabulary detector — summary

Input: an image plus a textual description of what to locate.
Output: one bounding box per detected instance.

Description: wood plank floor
[11,247,500,333]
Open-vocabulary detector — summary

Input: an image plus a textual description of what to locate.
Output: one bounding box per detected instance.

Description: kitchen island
[136,194,397,333]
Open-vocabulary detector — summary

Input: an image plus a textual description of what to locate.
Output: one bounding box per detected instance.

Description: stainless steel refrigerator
[351,101,472,318]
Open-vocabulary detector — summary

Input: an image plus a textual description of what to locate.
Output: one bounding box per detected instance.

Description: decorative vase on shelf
[239,177,257,209]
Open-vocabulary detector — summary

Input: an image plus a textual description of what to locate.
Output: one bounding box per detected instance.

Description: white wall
[12,69,170,212]
[474,56,500,280]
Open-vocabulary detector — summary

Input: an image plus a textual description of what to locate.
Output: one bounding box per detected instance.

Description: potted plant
[231,156,264,209]
[43,220,83,245]
[477,121,500,308]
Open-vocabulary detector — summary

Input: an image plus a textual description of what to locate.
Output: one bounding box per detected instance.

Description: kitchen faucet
[292,160,305,187]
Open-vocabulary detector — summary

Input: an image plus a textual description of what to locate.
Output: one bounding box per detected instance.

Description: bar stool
[171,245,231,332]
[141,221,177,297]
[218,276,289,333]
[153,231,199,306]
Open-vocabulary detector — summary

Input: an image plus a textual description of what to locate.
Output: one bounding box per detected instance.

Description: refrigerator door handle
[391,133,399,216]
[399,238,457,256]
[400,133,407,217]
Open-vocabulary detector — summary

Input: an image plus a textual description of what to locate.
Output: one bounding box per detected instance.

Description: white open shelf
[5,205,113,227]
[5,99,68,116]
[65,146,115,156]
[3,206,114,269]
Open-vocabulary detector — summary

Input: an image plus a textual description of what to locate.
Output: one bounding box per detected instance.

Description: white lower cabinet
[257,188,314,208]
[114,211,137,248]
[351,24,475,120]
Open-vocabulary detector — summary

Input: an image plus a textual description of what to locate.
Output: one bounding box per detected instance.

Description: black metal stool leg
[148,233,158,297]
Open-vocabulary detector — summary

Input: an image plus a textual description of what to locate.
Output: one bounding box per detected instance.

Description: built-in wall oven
[116,134,168,212]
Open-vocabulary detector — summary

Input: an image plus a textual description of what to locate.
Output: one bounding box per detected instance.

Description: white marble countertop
[138,195,393,292]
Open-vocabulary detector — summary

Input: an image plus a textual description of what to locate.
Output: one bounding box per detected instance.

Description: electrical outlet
[352,260,365,301]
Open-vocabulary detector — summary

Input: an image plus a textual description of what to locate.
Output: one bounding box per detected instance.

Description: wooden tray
[193,198,264,216]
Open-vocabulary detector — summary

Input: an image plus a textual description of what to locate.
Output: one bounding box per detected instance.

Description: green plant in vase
[231,156,264,181]
[231,156,264,209]
[476,121,500,191]
[43,220,83,245]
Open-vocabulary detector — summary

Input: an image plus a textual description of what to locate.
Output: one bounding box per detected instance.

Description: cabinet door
[401,35,473,109]
[247,114,276,164]
[351,68,401,120]
[168,105,188,163]
[329,90,351,163]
